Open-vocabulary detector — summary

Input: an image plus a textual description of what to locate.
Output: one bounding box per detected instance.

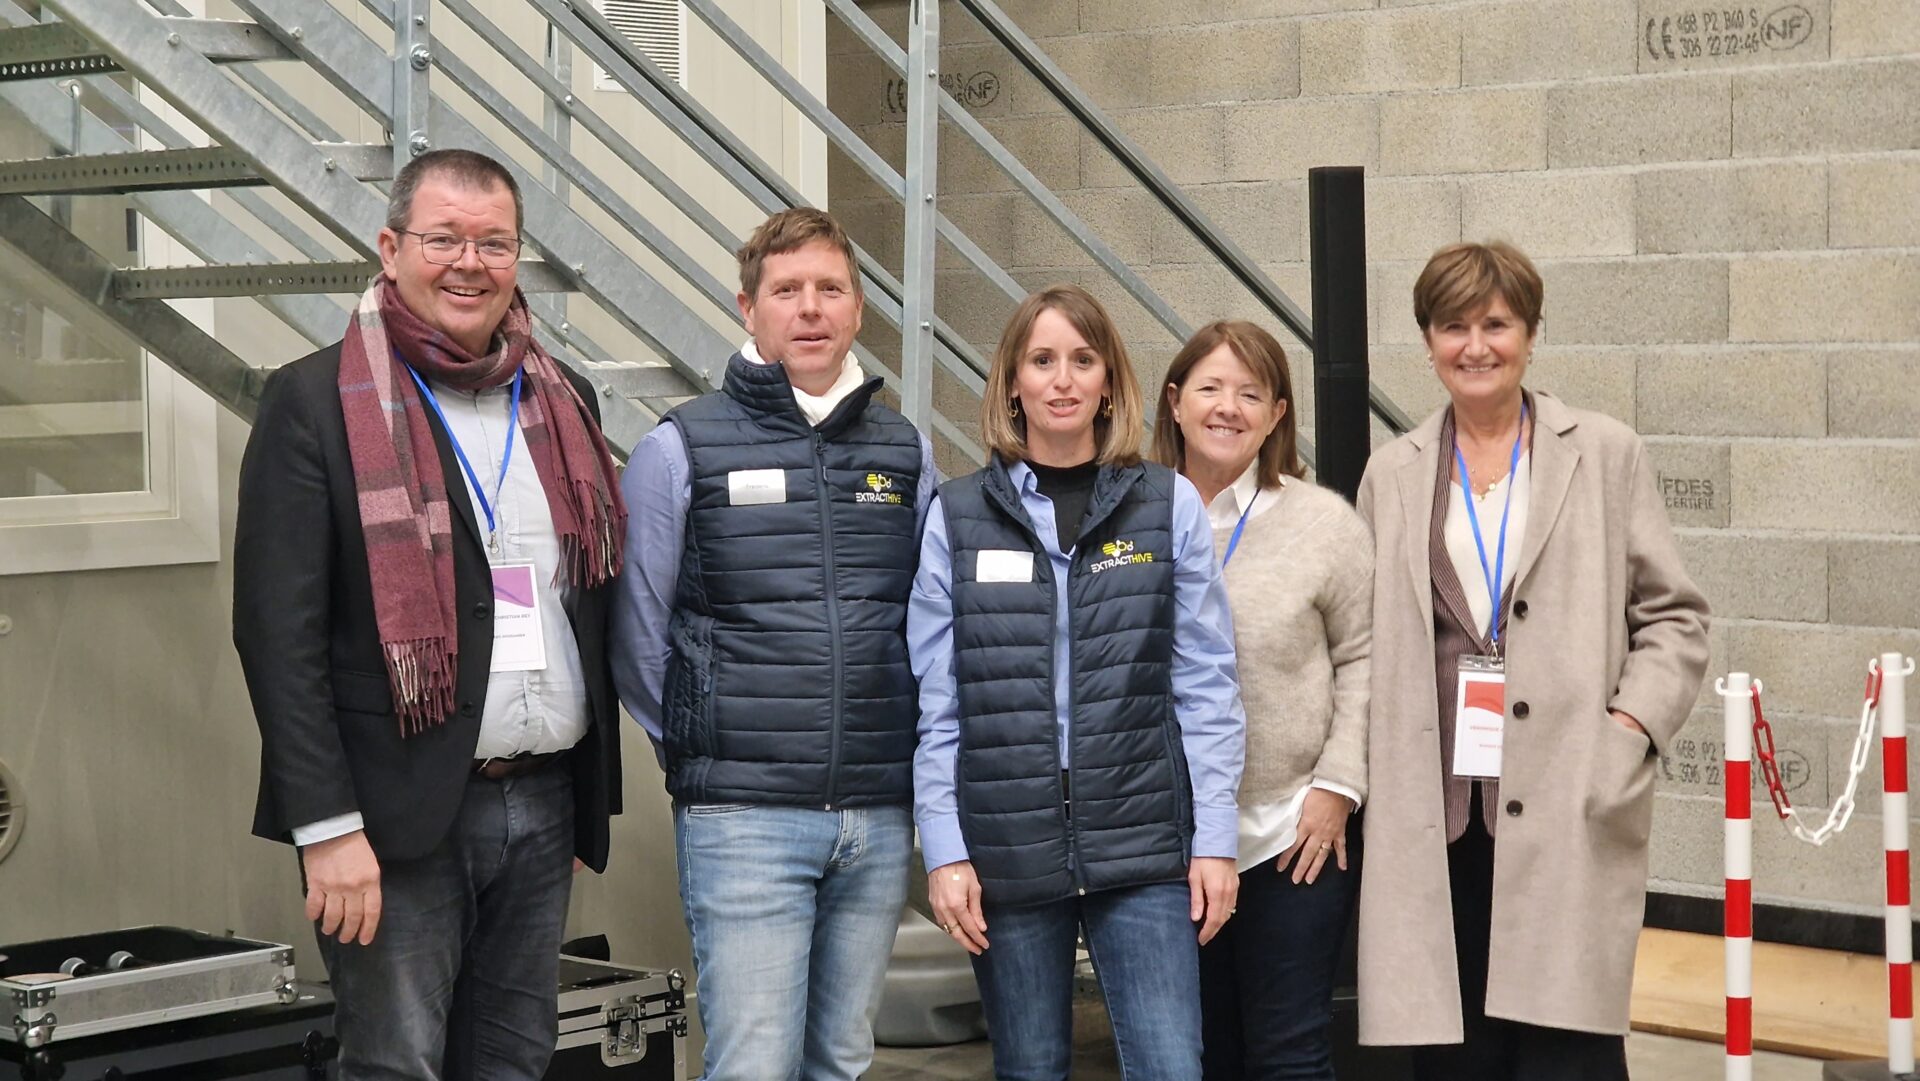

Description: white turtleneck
[740,340,866,426]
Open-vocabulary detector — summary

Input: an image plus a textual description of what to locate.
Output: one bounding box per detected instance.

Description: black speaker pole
[1308,166,1371,504]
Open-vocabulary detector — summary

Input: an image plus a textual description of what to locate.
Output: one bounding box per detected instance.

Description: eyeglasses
[397,229,523,268]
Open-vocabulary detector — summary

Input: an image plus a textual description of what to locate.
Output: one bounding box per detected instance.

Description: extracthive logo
[857,472,903,504]
[1090,537,1154,573]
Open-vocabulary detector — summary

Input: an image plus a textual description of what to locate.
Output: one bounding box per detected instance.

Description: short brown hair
[1412,240,1544,336]
[1152,320,1303,488]
[736,207,861,301]
[386,148,523,233]
[981,284,1144,467]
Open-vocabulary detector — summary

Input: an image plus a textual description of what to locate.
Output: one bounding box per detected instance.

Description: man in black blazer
[233,148,625,1081]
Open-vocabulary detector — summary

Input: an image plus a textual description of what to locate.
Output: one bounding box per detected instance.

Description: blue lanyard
[405,364,521,539]
[1221,488,1260,568]
[1452,403,1527,647]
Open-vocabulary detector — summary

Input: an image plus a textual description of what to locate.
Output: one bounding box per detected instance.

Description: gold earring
[1101,398,1114,418]
[1008,398,1022,419]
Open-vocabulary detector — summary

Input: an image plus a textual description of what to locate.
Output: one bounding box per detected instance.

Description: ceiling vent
[593,0,687,92]
[0,758,20,866]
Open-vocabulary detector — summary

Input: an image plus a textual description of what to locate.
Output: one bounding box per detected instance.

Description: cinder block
[1149,21,1301,106]
[1733,59,1920,157]
[1011,188,1156,269]
[1829,156,1920,249]
[1006,33,1151,116]
[1677,530,1829,622]
[1079,0,1284,33]
[1273,0,1378,12]
[1468,0,1637,85]
[1370,259,1428,345]
[1360,344,1450,427]
[1362,178,1462,262]
[940,113,1082,193]
[1634,0,1831,74]
[941,0,1081,46]
[834,124,904,203]
[833,196,908,273]
[1225,98,1380,181]
[1646,438,1732,528]
[1635,350,1827,437]
[1635,161,1827,254]
[1729,621,1920,723]
[1730,253,1920,344]
[1153,181,1304,265]
[1832,0,1920,58]
[1731,442,1920,533]
[933,191,1022,273]
[1539,257,1729,345]
[1546,74,1731,167]
[1461,172,1636,258]
[1829,538,1920,629]
[825,49,901,129]
[1300,8,1461,97]
[1648,794,1721,893]
[828,1,901,55]
[1527,349,1637,426]
[1655,705,1831,809]
[1381,88,1547,176]
[1828,348,1920,438]
[1082,105,1227,188]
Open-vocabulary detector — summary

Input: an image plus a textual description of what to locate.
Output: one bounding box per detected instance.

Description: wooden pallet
[1631,927,1911,1060]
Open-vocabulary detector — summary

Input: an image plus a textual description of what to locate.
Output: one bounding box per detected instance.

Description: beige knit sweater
[1216,479,1374,806]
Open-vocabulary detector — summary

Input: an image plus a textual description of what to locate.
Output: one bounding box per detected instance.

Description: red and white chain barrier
[1880,652,1914,1075]
[1720,670,1755,1081]
[1719,653,1916,1078]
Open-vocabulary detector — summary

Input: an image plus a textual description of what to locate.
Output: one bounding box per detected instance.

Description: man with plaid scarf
[233,148,627,1081]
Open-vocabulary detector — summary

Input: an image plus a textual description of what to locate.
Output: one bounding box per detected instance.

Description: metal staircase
[0,0,1411,467]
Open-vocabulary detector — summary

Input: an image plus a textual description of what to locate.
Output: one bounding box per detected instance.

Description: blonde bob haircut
[1152,320,1304,490]
[1412,240,1544,337]
[981,284,1144,467]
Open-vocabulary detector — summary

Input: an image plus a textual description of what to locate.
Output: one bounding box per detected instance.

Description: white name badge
[727,468,787,506]
[975,549,1035,584]
[489,562,548,673]
[1451,655,1506,779]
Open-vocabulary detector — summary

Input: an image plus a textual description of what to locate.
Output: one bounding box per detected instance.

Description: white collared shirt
[740,340,865,426]
[1204,462,1364,873]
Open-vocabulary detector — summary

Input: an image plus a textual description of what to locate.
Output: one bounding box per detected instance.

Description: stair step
[0,18,293,82]
[116,260,577,299]
[0,144,391,194]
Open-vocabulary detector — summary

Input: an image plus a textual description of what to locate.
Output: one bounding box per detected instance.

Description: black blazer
[233,342,622,872]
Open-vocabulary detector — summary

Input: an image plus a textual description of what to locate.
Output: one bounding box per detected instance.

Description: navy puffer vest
[661,354,923,807]
[940,456,1190,906]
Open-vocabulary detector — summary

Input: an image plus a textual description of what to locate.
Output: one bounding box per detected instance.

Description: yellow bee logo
[865,473,894,492]
[1101,539,1135,557]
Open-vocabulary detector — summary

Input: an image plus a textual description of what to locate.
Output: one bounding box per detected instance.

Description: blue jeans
[315,763,575,1081]
[674,803,912,1081]
[1198,839,1362,1081]
[973,881,1202,1081]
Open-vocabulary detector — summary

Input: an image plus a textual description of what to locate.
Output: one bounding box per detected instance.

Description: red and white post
[1881,652,1914,1075]
[1724,671,1754,1081]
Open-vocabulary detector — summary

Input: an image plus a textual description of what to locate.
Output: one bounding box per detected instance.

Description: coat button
[1506,799,1523,817]
[460,701,476,717]
[1512,701,1530,719]
[472,602,490,620]
[1513,599,1529,618]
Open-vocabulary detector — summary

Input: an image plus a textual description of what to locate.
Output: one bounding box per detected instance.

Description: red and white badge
[1452,654,1505,779]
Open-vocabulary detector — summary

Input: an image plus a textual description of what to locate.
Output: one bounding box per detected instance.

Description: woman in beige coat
[1354,242,1710,1081]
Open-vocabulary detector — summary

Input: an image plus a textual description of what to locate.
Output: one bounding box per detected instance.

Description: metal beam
[115,260,577,299]
[0,194,263,420]
[899,0,938,430]
[0,143,391,194]
[0,17,293,80]
[391,0,428,158]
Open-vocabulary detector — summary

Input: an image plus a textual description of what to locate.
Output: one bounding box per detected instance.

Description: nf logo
[1090,537,1154,574]
[1763,5,1814,49]
[857,472,904,505]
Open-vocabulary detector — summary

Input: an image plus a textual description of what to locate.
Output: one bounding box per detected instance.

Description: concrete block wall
[827,0,1920,918]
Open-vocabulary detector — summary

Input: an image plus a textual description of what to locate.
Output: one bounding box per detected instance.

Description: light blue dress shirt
[611,414,939,753]
[908,461,1247,873]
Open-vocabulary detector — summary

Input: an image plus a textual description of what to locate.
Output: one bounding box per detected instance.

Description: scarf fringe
[384,637,457,736]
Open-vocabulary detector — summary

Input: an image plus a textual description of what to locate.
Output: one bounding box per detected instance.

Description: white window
[594,0,688,91]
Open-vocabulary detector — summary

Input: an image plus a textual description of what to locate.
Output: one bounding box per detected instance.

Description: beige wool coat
[1354,390,1711,1043]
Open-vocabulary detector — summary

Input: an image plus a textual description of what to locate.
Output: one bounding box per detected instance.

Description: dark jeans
[1199,832,1361,1081]
[1409,807,1629,1081]
[315,762,575,1081]
[974,881,1203,1081]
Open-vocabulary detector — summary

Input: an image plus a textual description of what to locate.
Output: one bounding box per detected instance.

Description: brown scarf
[336,277,626,735]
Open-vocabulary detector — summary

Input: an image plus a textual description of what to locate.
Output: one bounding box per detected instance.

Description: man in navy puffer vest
[612,208,935,1081]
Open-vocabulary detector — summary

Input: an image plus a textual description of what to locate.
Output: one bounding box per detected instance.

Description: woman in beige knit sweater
[1154,320,1373,1081]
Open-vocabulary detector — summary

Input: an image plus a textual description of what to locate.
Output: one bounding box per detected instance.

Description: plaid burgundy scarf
[337,276,626,735]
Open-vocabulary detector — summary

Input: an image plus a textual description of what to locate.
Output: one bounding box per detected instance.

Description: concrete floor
[865,1000,1830,1080]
